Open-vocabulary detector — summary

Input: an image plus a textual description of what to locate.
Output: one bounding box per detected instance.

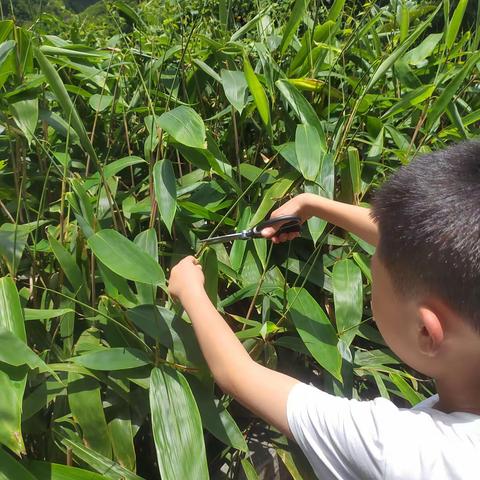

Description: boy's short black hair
[371,140,480,332]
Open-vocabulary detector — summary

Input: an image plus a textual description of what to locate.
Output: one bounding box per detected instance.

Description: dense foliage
[0,0,479,478]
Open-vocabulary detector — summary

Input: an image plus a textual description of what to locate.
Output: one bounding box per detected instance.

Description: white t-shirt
[287,382,480,479]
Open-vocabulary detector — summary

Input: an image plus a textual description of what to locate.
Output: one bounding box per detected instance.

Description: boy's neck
[435,377,480,415]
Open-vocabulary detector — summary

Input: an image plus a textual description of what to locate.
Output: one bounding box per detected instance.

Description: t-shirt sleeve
[287,382,397,479]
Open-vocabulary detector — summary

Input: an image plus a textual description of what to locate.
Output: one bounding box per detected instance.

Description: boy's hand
[261,193,314,243]
[168,255,205,303]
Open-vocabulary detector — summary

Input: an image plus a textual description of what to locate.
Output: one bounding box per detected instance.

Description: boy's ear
[417,306,445,356]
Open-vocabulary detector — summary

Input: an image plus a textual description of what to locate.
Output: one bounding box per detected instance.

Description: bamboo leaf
[68,372,112,459]
[425,52,480,133]
[150,366,209,480]
[279,0,311,54]
[35,48,102,170]
[26,460,107,480]
[158,106,206,149]
[134,228,159,304]
[0,448,37,479]
[11,99,38,146]
[89,94,114,112]
[108,407,136,472]
[71,348,151,371]
[332,259,363,346]
[153,159,177,234]
[48,232,89,304]
[244,55,271,133]
[59,432,143,480]
[276,79,325,141]
[446,0,468,49]
[189,377,248,452]
[287,288,342,381]
[201,248,218,307]
[88,230,165,285]
[220,69,248,114]
[0,277,26,454]
[0,40,15,69]
[249,171,299,227]
[295,124,322,181]
[366,5,440,90]
[327,0,346,21]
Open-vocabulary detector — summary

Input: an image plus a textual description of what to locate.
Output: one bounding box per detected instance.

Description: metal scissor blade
[199,232,245,245]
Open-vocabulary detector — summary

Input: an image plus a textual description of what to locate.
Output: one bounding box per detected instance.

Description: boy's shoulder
[287,382,480,480]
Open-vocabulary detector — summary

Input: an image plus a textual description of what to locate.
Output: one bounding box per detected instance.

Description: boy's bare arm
[261,193,379,246]
[168,257,299,438]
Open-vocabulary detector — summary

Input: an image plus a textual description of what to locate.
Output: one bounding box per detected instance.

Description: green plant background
[0,0,479,478]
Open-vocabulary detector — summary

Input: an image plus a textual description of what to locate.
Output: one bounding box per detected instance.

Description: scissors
[199,215,302,245]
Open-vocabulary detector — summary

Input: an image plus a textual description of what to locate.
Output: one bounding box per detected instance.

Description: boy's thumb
[261,226,277,238]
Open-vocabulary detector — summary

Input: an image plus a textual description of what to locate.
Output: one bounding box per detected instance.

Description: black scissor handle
[250,215,302,238]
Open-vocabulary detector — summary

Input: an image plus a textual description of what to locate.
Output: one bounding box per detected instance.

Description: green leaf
[446,0,468,49]
[193,59,222,83]
[0,448,37,480]
[276,79,324,141]
[35,48,102,172]
[305,152,334,244]
[88,94,114,112]
[201,248,218,306]
[0,329,56,374]
[220,69,248,114]
[249,171,299,227]
[295,124,322,181]
[287,287,342,381]
[241,459,259,480]
[366,5,440,90]
[108,408,136,473]
[26,460,108,480]
[48,232,89,305]
[68,372,112,459]
[88,230,165,285]
[158,106,206,149]
[149,366,209,480]
[327,0,346,20]
[383,84,436,118]
[0,40,15,69]
[403,33,442,66]
[134,228,159,304]
[244,56,271,132]
[126,305,173,348]
[332,259,363,346]
[0,223,29,276]
[153,159,177,234]
[389,372,423,406]
[189,377,247,452]
[24,308,74,321]
[11,99,38,146]
[71,348,151,371]
[0,277,27,454]
[230,206,251,272]
[113,1,147,31]
[59,432,143,480]
[280,0,311,54]
[425,52,480,133]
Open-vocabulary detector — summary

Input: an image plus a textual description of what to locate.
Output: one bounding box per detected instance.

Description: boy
[168,141,480,479]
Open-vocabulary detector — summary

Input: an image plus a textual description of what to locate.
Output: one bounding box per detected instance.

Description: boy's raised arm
[168,256,299,438]
[261,193,379,246]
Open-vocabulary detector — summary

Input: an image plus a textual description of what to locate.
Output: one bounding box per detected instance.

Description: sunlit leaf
[158,106,206,149]
[332,259,363,346]
[153,159,177,234]
[150,366,209,480]
[287,288,342,380]
[88,230,165,285]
